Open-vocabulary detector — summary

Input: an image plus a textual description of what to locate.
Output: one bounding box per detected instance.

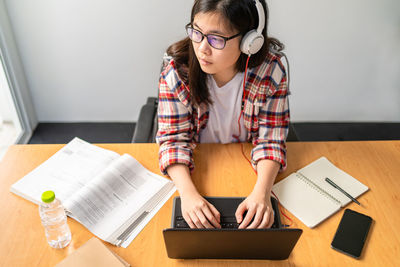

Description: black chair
[288,123,299,141]
[132,97,158,143]
[132,97,298,143]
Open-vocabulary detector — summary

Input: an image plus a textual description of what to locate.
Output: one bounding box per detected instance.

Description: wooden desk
[0,141,399,266]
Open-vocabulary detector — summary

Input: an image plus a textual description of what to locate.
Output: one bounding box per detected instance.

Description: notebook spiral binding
[296,172,342,206]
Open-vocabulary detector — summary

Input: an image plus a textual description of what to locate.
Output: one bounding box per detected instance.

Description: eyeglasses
[185,24,241,50]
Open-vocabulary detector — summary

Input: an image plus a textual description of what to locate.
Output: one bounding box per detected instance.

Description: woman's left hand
[235,190,274,229]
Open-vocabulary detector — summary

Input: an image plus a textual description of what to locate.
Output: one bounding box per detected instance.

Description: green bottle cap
[41,190,55,203]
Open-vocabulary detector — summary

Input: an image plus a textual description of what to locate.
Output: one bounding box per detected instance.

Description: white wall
[4,0,400,122]
[268,0,400,121]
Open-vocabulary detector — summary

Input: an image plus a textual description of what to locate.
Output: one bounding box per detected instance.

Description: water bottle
[39,190,71,248]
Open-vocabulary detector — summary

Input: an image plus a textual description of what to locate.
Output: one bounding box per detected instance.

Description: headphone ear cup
[240,30,265,55]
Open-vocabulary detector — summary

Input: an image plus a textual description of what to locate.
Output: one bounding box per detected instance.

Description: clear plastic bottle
[39,190,71,248]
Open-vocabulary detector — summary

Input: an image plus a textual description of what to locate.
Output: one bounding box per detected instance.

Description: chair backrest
[149,98,158,143]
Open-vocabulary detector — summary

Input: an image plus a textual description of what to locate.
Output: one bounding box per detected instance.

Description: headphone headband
[254,0,265,34]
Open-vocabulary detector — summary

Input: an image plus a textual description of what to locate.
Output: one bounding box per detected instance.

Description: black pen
[325,177,361,206]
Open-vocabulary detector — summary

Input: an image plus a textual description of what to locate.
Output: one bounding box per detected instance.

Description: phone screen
[331,209,372,258]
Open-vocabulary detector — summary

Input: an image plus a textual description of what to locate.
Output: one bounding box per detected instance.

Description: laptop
[163,196,302,260]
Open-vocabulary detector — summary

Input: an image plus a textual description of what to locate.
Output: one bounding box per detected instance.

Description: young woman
[156,0,289,229]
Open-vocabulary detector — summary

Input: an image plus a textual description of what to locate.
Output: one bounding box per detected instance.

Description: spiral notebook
[272,157,369,228]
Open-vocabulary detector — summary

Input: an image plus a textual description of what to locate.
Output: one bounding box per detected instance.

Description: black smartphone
[331,209,372,259]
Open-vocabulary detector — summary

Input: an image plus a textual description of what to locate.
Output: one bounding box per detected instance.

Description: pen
[325,177,361,206]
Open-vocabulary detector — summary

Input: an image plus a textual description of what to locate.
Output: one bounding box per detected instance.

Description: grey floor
[28,123,136,144]
[292,123,400,141]
[28,122,400,144]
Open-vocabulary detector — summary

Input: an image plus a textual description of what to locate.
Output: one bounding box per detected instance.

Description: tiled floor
[0,121,18,161]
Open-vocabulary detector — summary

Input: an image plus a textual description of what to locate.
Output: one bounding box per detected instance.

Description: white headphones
[239,0,265,56]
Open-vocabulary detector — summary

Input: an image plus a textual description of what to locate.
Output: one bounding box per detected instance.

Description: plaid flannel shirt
[156,50,290,175]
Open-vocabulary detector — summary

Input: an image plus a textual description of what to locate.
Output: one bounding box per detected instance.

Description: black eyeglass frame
[185,23,241,50]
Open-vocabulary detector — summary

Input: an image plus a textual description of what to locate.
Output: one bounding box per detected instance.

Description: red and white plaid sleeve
[156,60,196,175]
[250,57,290,171]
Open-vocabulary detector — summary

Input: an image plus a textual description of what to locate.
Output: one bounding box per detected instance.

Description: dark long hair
[166,0,284,106]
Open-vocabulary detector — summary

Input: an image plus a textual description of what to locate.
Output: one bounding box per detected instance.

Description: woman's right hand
[166,164,220,228]
[180,192,221,229]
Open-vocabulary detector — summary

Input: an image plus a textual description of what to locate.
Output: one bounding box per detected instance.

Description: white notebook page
[273,172,341,228]
[298,157,369,207]
[272,157,369,228]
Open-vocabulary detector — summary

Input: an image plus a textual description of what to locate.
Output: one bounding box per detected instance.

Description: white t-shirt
[200,72,247,144]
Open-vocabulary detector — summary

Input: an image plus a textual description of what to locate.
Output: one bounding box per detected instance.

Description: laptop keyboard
[175,216,278,229]
[172,197,281,230]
